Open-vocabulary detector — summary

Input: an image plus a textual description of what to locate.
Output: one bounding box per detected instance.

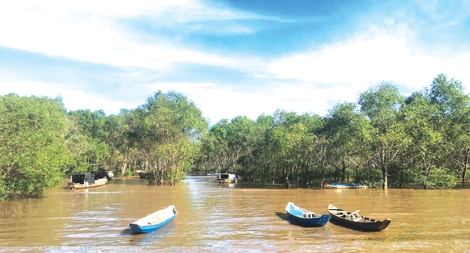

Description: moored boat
[138,171,147,179]
[129,205,178,234]
[324,183,369,189]
[285,202,330,227]
[217,173,237,184]
[327,204,391,231]
[68,172,108,190]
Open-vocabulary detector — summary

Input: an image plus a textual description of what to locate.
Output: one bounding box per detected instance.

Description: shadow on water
[119,227,133,236]
[274,212,288,221]
[126,223,177,246]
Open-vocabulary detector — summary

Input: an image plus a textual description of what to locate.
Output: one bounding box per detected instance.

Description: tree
[65,109,109,174]
[398,91,443,188]
[322,102,369,185]
[0,94,69,199]
[427,74,470,184]
[240,114,276,183]
[358,83,409,190]
[128,91,207,185]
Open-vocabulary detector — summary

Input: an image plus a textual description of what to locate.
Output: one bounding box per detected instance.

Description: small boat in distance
[285,202,330,227]
[217,173,237,184]
[129,205,178,234]
[138,171,147,179]
[324,183,369,189]
[327,204,391,231]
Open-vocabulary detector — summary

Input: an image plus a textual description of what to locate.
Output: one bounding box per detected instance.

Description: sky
[1,0,470,125]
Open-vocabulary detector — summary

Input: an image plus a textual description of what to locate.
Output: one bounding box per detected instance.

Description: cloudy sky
[1,0,469,124]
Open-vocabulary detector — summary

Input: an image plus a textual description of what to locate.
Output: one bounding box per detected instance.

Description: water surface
[0,176,469,252]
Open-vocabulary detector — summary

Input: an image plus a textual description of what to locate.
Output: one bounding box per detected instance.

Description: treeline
[0,74,469,200]
[194,74,469,190]
[0,91,207,200]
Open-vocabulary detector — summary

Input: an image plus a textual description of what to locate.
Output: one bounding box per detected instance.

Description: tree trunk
[381,148,387,190]
[462,164,467,184]
[382,166,388,190]
[120,162,127,176]
[160,160,164,185]
[341,160,346,183]
[462,149,468,184]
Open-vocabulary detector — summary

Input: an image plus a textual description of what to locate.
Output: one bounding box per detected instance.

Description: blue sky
[1,0,469,124]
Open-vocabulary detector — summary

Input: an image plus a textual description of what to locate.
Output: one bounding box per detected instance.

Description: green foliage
[123,169,133,177]
[65,109,109,174]
[0,172,8,201]
[388,165,422,188]
[358,82,408,190]
[354,167,383,188]
[129,91,207,185]
[113,170,122,177]
[0,94,69,199]
[194,74,470,189]
[3,72,470,198]
[146,171,156,184]
[422,168,458,189]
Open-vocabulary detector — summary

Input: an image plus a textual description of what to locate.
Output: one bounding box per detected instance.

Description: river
[0,175,469,252]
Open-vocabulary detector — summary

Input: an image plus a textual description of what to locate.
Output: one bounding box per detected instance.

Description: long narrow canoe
[129,205,178,234]
[324,183,369,189]
[285,202,330,227]
[327,204,391,231]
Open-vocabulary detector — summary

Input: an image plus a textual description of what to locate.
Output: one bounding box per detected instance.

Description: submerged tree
[358,83,409,190]
[322,102,370,185]
[128,91,207,185]
[428,74,470,184]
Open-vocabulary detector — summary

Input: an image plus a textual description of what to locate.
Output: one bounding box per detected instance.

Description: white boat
[217,173,237,183]
[68,172,108,189]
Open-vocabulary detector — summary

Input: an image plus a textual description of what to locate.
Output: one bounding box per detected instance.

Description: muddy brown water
[0,176,469,252]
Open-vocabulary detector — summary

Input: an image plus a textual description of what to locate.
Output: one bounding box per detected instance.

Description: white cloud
[0,1,254,71]
[269,31,470,92]
[146,81,361,123]
[2,3,470,124]
[0,82,137,114]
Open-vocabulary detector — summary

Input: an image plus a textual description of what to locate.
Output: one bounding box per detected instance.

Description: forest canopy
[1,74,469,200]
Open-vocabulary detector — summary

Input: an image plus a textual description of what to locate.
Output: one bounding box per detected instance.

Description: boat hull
[129,205,178,234]
[328,204,391,231]
[325,183,369,189]
[285,202,330,227]
[68,173,108,190]
[129,215,176,234]
[68,178,108,189]
[138,172,147,179]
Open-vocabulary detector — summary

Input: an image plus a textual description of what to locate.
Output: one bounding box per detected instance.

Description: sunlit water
[1,176,470,252]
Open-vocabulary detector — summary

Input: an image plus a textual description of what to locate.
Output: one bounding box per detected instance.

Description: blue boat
[324,183,369,189]
[285,202,330,227]
[129,205,178,234]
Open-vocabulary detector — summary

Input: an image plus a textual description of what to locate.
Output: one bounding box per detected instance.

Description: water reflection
[0,176,469,252]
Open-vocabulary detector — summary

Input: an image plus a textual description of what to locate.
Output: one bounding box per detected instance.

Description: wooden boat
[138,171,147,179]
[327,204,391,231]
[68,172,108,190]
[129,205,178,234]
[285,202,330,227]
[216,173,237,184]
[324,183,369,189]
